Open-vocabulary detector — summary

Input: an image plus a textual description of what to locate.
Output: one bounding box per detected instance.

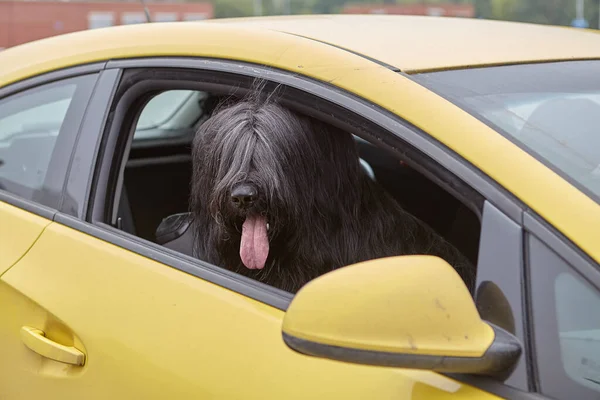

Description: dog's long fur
[190,92,475,293]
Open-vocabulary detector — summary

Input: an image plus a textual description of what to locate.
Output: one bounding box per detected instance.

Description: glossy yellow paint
[20,326,86,366]
[211,15,600,72]
[0,222,501,399]
[0,201,51,276]
[0,18,597,266]
[283,256,494,357]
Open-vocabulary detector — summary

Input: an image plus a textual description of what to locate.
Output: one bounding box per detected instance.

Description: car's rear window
[412,60,600,204]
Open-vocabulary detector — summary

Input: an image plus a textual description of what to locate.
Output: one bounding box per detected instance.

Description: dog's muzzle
[231,183,258,209]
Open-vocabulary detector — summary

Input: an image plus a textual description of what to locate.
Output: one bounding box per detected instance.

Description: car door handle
[20,326,86,366]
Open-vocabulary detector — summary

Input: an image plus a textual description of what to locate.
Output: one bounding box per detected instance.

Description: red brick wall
[0,1,213,49]
[342,3,475,18]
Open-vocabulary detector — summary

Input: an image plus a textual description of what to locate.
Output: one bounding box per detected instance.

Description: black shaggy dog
[190,92,475,293]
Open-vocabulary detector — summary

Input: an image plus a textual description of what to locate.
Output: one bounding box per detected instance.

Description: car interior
[112,88,482,283]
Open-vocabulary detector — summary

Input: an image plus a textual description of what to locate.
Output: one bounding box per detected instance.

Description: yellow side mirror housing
[282,255,521,378]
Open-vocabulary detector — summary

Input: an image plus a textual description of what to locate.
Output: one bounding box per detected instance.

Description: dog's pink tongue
[240,215,269,270]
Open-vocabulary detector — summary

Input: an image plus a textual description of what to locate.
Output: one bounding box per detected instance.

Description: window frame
[62,57,527,311]
[0,63,105,212]
[99,70,488,232]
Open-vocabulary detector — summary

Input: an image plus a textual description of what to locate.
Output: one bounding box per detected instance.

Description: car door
[0,60,517,400]
[7,217,464,399]
[0,69,100,392]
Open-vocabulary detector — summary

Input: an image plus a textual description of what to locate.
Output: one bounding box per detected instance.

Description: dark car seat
[155,212,195,257]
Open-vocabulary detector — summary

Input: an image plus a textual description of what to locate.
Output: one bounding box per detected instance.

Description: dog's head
[190,95,362,271]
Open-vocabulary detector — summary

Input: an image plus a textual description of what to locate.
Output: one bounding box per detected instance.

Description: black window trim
[0,62,106,99]
[61,68,122,218]
[0,189,56,220]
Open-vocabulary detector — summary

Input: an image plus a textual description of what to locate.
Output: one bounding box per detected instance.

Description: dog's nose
[231,184,258,208]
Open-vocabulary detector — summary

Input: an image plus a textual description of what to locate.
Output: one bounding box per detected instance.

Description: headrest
[155,212,193,245]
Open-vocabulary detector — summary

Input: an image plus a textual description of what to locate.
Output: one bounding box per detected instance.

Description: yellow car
[1,14,599,400]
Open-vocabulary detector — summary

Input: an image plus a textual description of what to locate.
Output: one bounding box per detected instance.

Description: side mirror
[282,255,521,379]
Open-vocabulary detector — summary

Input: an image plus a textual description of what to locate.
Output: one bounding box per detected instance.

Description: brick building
[342,3,475,18]
[0,0,214,49]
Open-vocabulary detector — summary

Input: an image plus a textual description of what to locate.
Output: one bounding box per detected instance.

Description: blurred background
[0,0,598,51]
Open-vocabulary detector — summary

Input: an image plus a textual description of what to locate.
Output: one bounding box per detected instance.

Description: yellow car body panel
[0,18,596,264]
[0,201,50,276]
[0,222,500,399]
[210,15,600,72]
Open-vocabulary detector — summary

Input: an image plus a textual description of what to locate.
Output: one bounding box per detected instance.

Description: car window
[133,90,207,140]
[110,77,481,296]
[413,60,600,205]
[0,98,72,141]
[556,272,600,390]
[0,74,97,204]
[529,233,600,399]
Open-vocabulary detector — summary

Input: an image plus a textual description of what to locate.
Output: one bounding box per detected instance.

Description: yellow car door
[1,217,493,399]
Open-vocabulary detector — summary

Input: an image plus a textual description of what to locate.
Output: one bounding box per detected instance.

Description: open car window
[112,79,482,296]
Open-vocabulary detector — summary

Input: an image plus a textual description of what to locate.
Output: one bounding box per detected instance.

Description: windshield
[413,61,600,203]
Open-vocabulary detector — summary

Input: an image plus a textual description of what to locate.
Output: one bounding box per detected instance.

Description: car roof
[2,15,600,83]
[208,15,600,72]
